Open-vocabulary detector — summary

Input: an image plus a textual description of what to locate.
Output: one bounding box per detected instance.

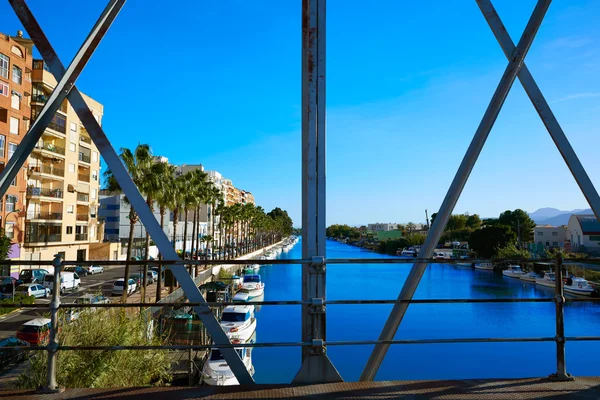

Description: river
[250,237,600,383]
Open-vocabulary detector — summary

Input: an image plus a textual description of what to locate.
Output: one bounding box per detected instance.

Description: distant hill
[529,208,591,226]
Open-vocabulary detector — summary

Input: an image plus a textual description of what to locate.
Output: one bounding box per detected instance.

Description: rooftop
[574,214,600,235]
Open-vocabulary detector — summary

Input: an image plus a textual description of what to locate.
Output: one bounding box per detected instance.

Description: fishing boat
[520,271,538,282]
[502,265,525,278]
[535,271,555,288]
[474,263,494,270]
[240,274,265,298]
[220,305,257,342]
[563,277,595,296]
[202,345,254,386]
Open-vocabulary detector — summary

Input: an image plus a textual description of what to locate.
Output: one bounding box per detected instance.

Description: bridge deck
[3,377,600,399]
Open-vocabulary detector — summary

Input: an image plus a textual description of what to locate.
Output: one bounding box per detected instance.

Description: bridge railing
[2,254,600,387]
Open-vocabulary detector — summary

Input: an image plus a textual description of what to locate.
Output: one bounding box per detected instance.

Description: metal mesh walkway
[3,378,600,399]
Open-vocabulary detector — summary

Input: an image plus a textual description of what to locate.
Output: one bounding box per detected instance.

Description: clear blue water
[252,238,600,383]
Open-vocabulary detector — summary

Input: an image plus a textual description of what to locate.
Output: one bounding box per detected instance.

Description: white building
[567,214,600,253]
[534,224,567,249]
[368,223,399,232]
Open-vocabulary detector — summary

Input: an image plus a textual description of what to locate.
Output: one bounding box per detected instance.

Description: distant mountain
[529,208,591,226]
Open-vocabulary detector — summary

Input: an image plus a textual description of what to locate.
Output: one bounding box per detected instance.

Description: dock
[3,377,600,399]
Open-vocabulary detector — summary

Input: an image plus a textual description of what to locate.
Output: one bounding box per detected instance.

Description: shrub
[0,294,35,316]
[16,308,171,389]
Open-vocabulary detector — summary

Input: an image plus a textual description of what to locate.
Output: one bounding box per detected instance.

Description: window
[9,117,19,135]
[0,135,5,157]
[11,92,20,110]
[6,195,17,212]
[589,235,600,242]
[0,54,8,79]
[12,65,22,85]
[0,81,8,97]
[8,143,17,160]
[92,170,98,181]
[5,223,14,239]
[66,226,73,234]
[537,231,543,236]
[68,163,75,173]
[552,231,558,236]
[67,205,74,214]
[91,225,96,238]
[92,151,98,163]
[69,143,76,152]
[90,207,97,218]
[552,242,559,247]
[10,177,15,187]
[91,188,97,200]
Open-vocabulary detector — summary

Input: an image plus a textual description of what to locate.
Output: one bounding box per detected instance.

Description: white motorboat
[520,271,538,282]
[456,262,472,267]
[502,265,525,278]
[240,274,265,298]
[564,277,595,297]
[536,272,556,288]
[202,346,254,386]
[475,263,494,270]
[398,247,417,258]
[232,292,250,303]
[220,305,257,342]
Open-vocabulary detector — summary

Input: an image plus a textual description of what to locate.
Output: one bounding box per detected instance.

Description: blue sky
[2,0,600,227]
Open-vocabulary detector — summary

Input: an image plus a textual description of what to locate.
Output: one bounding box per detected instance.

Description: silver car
[15,284,49,299]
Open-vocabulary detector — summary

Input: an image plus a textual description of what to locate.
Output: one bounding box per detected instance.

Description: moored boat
[520,271,538,282]
[201,345,254,386]
[564,277,595,297]
[240,274,265,298]
[535,271,555,288]
[502,265,525,278]
[220,304,257,342]
[475,263,494,270]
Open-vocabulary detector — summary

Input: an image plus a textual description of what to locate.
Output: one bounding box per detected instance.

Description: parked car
[86,265,104,275]
[16,318,51,345]
[68,294,111,321]
[129,274,143,288]
[146,270,158,284]
[112,278,136,296]
[149,267,164,281]
[0,337,29,371]
[14,283,49,299]
[43,271,81,294]
[0,276,22,295]
[18,269,49,284]
[64,266,88,277]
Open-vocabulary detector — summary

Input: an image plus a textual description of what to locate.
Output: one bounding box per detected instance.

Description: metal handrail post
[549,254,573,381]
[40,254,65,393]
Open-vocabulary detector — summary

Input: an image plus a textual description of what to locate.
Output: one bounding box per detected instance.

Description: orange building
[0,31,33,274]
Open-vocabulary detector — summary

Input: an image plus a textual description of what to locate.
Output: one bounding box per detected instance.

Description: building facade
[368,223,399,232]
[0,31,33,275]
[567,214,600,254]
[534,224,567,249]
[21,58,102,263]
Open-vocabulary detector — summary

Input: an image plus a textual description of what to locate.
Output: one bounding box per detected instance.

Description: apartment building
[368,223,399,232]
[534,224,567,249]
[0,31,33,275]
[22,58,102,262]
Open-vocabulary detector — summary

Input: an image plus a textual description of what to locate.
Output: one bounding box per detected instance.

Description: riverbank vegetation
[17,309,171,389]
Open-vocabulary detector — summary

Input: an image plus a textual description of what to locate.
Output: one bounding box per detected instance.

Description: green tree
[154,164,176,302]
[466,214,482,229]
[498,209,535,243]
[17,308,171,388]
[495,244,531,260]
[406,233,426,246]
[0,229,12,261]
[104,144,155,302]
[469,225,516,258]
[446,214,468,231]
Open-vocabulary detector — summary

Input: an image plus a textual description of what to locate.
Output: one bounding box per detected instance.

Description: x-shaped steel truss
[361,0,600,381]
[4,0,253,384]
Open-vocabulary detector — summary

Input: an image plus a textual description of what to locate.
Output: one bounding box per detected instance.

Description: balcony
[27,187,64,198]
[33,141,65,156]
[79,153,91,164]
[80,135,92,146]
[75,233,88,241]
[78,173,90,182]
[27,212,63,220]
[29,165,65,179]
[25,233,61,244]
[48,119,66,134]
[76,214,89,222]
[76,193,89,202]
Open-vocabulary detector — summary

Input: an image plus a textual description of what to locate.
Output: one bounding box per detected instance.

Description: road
[0,264,141,340]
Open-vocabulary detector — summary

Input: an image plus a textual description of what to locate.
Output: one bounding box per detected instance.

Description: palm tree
[154,164,176,302]
[209,187,221,259]
[104,144,154,303]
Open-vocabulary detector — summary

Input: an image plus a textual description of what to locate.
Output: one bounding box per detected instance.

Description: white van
[43,271,81,294]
